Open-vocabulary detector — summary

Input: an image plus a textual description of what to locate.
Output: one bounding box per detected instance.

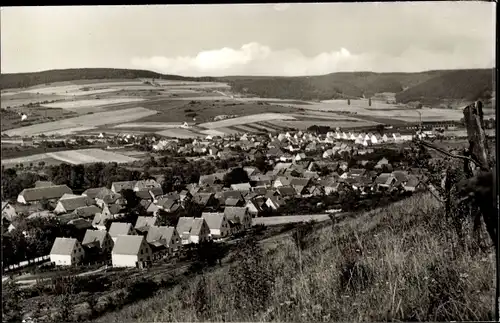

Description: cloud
[130,42,494,77]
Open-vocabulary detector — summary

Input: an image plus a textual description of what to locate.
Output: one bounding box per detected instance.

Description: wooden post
[463,101,490,172]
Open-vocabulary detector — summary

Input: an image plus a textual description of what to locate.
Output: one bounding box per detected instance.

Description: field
[253,214,331,226]
[2,107,158,137]
[40,98,145,109]
[198,113,296,129]
[272,119,377,130]
[1,148,137,166]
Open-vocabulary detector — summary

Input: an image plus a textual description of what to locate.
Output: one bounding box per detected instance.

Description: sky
[0,3,495,76]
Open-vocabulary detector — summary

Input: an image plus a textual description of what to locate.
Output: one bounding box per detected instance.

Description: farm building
[108,222,136,243]
[146,226,181,253]
[50,237,85,266]
[53,195,95,214]
[82,229,114,255]
[111,235,152,268]
[201,213,230,239]
[176,217,211,244]
[17,185,73,204]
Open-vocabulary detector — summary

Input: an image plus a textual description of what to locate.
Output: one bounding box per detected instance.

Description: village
[1,123,441,273]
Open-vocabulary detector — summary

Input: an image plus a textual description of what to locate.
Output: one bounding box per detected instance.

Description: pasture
[198,113,296,129]
[1,148,137,166]
[40,98,145,109]
[155,128,204,139]
[1,107,158,137]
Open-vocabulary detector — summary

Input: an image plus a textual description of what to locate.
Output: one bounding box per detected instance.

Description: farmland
[198,112,296,129]
[2,107,158,137]
[1,148,138,167]
[40,98,145,110]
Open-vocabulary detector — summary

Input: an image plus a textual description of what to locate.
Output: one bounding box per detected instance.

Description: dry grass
[94,193,495,322]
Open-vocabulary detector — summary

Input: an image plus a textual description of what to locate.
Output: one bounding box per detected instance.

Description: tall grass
[95,193,495,322]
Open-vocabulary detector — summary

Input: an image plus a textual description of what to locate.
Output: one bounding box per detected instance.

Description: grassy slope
[94,193,495,322]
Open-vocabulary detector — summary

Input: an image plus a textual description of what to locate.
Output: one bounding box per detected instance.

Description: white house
[225,207,252,231]
[82,229,114,255]
[50,237,85,266]
[112,235,152,268]
[201,213,230,239]
[17,185,72,204]
[176,217,211,244]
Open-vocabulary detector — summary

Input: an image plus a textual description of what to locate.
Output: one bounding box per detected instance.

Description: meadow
[93,193,495,322]
[1,148,137,166]
[2,107,158,137]
[40,98,145,109]
[198,113,296,129]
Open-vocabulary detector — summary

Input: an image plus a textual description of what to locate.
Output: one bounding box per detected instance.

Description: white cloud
[130,42,494,77]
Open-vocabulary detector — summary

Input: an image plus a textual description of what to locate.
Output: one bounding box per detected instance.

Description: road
[252,213,344,226]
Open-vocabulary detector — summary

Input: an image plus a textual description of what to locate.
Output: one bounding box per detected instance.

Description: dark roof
[83,187,113,199]
[73,205,101,218]
[224,207,248,223]
[82,229,109,248]
[277,186,296,197]
[57,196,94,212]
[146,226,177,244]
[34,181,55,188]
[19,185,72,202]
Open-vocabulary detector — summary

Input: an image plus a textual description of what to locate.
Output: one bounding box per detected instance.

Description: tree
[376,124,385,135]
[2,282,22,322]
[368,98,372,106]
[223,167,250,187]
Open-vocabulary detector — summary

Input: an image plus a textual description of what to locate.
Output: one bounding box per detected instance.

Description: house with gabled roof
[34,181,55,188]
[374,173,397,191]
[157,197,180,213]
[224,207,252,231]
[134,216,160,235]
[96,192,125,208]
[202,213,230,239]
[266,195,285,210]
[108,222,136,243]
[112,235,152,268]
[245,199,261,217]
[54,195,95,214]
[17,185,73,204]
[92,212,114,231]
[192,192,219,210]
[82,187,114,200]
[50,237,85,266]
[230,182,252,192]
[111,181,137,193]
[134,179,162,192]
[277,186,297,198]
[102,204,125,218]
[273,176,291,188]
[176,217,211,244]
[82,229,114,255]
[146,226,181,254]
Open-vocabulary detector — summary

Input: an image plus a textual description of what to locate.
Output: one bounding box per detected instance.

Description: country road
[252,213,344,226]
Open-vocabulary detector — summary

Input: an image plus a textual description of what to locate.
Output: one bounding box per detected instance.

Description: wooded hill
[0,68,216,90]
[1,68,494,107]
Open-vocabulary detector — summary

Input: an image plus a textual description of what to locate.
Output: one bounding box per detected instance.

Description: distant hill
[1,68,494,108]
[394,69,495,105]
[222,69,494,105]
[0,68,216,90]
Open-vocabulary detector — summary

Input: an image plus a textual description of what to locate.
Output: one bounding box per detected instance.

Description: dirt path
[252,213,345,226]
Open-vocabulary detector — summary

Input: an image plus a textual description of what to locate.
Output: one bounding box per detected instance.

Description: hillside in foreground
[95,193,495,322]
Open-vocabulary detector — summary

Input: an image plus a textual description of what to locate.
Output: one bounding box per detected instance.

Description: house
[289,178,310,195]
[266,196,285,210]
[96,192,125,208]
[199,173,225,186]
[224,207,252,231]
[134,216,159,235]
[92,212,114,231]
[112,235,153,268]
[108,222,136,243]
[230,183,252,192]
[201,213,231,239]
[392,171,410,185]
[50,237,85,266]
[294,153,307,162]
[192,192,219,210]
[146,226,181,253]
[72,205,101,219]
[54,196,94,214]
[157,198,180,213]
[82,229,114,255]
[17,185,73,204]
[273,176,291,188]
[403,175,425,192]
[34,181,55,188]
[1,202,17,222]
[134,179,162,192]
[340,168,365,179]
[82,187,114,199]
[245,199,261,217]
[374,173,397,190]
[176,217,211,244]
[111,181,137,193]
[225,197,245,207]
[101,204,125,218]
[67,218,93,231]
[375,158,390,169]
